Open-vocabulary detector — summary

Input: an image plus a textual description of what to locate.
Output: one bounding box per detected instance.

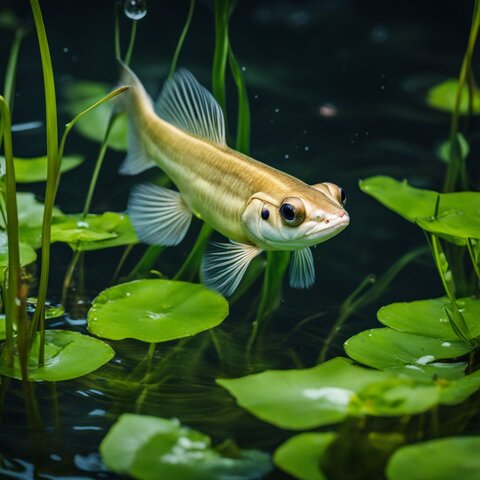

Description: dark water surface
[0,1,478,478]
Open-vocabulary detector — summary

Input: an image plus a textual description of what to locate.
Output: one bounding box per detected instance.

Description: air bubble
[124,0,147,20]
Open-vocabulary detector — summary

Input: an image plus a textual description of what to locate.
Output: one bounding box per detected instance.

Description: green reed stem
[3,28,26,114]
[228,46,250,154]
[29,0,59,365]
[318,246,428,363]
[467,239,480,284]
[128,245,164,280]
[212,0,230,112]
[169,0,196,80]
[444,0,480,192]
[0,97,20,367]
[111,243,134,284]
[174,223,213,281]
[124,21,138,65]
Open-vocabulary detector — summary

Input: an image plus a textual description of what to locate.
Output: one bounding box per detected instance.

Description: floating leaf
[417,207,480,239]
[88,279,229,343]
[274,433,336,480]
[0,234,37,270]
[0,155,84,183]
[344,328,471,370]
[0,330,114,381]
[387,362,466,383]
[100,414,272,480]
[378,296,480,341]
[426,78,480,114]
[386,436,480,480]
[437,133,469,163]
[439,370,480,406]
[63,80,127,151]
[51,212,138,250]
[359,176,437,222]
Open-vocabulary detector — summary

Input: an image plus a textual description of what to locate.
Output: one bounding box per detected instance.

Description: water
[0,1,478,478]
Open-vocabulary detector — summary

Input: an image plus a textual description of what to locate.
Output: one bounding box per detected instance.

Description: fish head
[242,182,349,249]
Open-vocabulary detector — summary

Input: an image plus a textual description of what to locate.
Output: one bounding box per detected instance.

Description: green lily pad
[359,176,438,222]
[437,133,469,163]
[387,362,466,383]
[386,436,480,480]
[88,279,229,343]
[0,155,84,183]
[63,80,127,151]
[274,433,336,480]
[218,358,441,429]
[0,234,37,269]
[100,414,272,480]
[426,78,480,114]
[378,296,480,340]
[217,357,390,430]
[0,329,114,381]
[51,212,138,250]
[2,192,64,249]
[440,370,480,406]
[344,328,471,370]
[417,207,480,239]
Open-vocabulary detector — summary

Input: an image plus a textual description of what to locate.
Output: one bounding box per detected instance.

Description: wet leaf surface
[88,279,229,343]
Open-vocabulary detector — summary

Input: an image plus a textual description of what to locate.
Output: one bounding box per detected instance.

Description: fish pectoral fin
[201,241,262,297]
[155,69,226,147]
[119,119,157,175]
[128,183,192,246]
[289,247,315,289]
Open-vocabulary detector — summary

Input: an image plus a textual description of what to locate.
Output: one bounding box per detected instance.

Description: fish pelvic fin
[155,69,227,147]
[128,183,192,246]
[289,247,315,289]
[201,241,262,297]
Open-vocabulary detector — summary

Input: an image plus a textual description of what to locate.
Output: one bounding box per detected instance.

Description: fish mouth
[305,217,350,240]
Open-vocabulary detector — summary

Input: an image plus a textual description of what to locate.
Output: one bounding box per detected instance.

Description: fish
[118,63,350,296]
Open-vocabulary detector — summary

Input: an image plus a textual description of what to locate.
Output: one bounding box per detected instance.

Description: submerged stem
[169,0,196,80]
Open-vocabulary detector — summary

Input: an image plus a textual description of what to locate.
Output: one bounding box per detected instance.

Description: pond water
[0,1,479,479]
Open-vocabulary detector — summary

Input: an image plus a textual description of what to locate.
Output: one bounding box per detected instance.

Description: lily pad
[417,206,480,239]
[274,433,336,480]
[387,362,466,383]
[0,329,114,381]
[386,436,480,480]
[439,370,480,406]
[426,78,480,114]
[100,413,272,480]
[359,176,437,222]
[0,234,37,269]
[378,296,480,340]
[344,328,471,370]
[0,155,84,183]
[63,80,127,151]
[51,212,138,250]
[88,279,229,343]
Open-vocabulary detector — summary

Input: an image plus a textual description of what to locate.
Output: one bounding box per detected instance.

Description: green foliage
[88,279,229,342]
[63,80,128,151]
[274,432,336,480]
[217,357,441,430]
[0,329,114,381]
[386,436,480,480]
[0,154,83,183]
[426,78,480,114]
[0,232,36,270]
[437,133,469,163]
[378,296,480,340]
[344,328,471,370]
[100,413,272,480]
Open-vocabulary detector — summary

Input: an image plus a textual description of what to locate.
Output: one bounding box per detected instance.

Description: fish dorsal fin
[156,69,226,146]
[128,183,192,246]
[201,241,262,297]
[289,247,315,289]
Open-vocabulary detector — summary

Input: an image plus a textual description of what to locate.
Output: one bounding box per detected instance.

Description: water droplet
[274,108,280,113]
[63,47,69,53]
[124,0,147,20]
[304,146,310,151]
[241,66,246,71]
[284,154,290,160]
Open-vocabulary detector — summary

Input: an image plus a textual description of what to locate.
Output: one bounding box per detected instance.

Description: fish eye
[279,197,305,226]
[340,188,346,205]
